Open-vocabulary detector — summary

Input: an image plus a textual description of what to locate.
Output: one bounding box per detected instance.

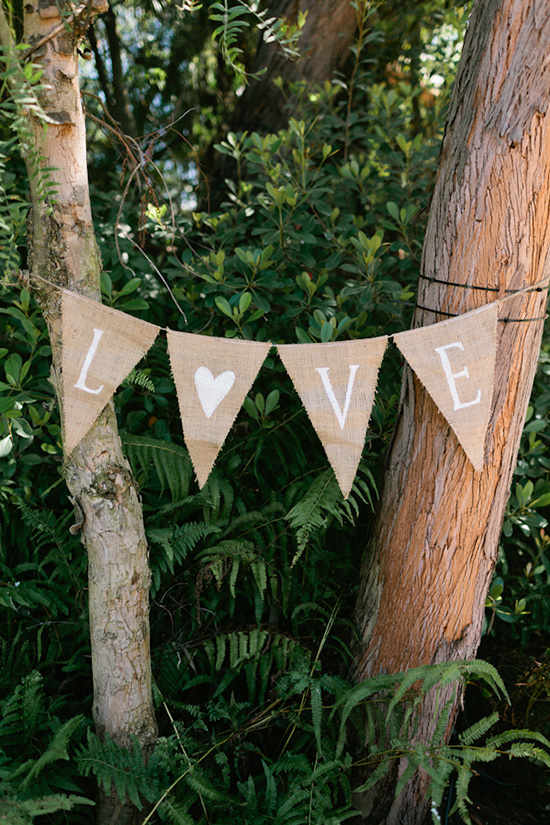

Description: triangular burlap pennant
[62,290,160,454]
[393,303,498,471]
[277,337,387,498]
[167,331,271,487]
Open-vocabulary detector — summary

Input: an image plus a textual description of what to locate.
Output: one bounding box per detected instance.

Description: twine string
[415,273,549,322]
[7,269,550,332]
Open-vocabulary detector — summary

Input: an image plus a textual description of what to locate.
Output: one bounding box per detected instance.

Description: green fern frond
[184,768,233,804]
[158,797,195,825]
[16,501,70,554]
[209,0,303,81]
[458,712,500,746]
[485,726,550,750]
[285,470,349,566]
[148,521,220,595]
[440,659,508,703]
[0,794,93,825]
[430,696,458,745]
[310,683,323,754]
[199,473,235,522]
[262,759,278,815]
[452,764,473,825]
[77,731,162,810]
[353,758,392,793]
[508,742,550,765]
[125,368,156,391]
[20,715,85,790]
[393,757,417,799]
[123,368,156,392]
[122,433,193,502]
[0,671,44,748]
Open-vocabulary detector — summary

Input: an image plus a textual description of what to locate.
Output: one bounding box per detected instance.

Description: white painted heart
[194,367,236,419]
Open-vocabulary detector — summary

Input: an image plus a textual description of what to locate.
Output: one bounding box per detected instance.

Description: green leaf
[247,309,265,323]
[320,322,333,342]
[243,397,259,421]
[117,278,142,297]
[264,389,280,415]
[387,201,400,222]
[4,352,22,383]
[295,327,312,343]
[235,247,250,264]
[100,271,112,298]
[215,296,233,317]
[239,292,252,313]
[117,299,149,311]
[0,434,13,456]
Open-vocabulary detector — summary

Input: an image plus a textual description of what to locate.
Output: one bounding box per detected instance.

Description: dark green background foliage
[0,1,549,822]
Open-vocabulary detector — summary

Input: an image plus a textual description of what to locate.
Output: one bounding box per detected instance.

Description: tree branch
[22,0,108,60]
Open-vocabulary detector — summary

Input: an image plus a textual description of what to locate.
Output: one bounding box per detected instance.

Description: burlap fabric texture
[277,337,387,498]
[393,303,498,471]
[61,290,160,454]
[167,331,271,487]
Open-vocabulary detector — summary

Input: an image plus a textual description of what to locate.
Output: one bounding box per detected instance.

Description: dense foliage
[0,1,549,823]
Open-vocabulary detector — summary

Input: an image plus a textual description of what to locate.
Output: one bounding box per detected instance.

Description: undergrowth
[0,2,549,823]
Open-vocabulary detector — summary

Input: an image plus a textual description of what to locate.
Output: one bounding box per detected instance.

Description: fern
[0,42,59,270]
[285,470,344,565]
[77,731,163,810]
[122,368,156,392]
[122,433,193,501]
[0,139,27,277]
[20,716,85,790]
[0,671,44,749]
[458,712,500,745]
[327,660,550,824]
[285,464,377,567]
[158,797,195,825]
[0,503,80,616]
[148,520,220,596]
[198,472,235,523]
[0,794,93,825]
[0,673,91,823]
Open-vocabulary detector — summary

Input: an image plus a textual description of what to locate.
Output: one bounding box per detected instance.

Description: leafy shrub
[1,2,549,822]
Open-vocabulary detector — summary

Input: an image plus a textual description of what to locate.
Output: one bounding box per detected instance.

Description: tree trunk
[235,0,358,135]
[0,3,157,823]
[353,1,550,822]
[100,5,138,137]
[205,0,358,209]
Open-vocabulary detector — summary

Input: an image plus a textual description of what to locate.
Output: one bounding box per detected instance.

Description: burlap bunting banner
[277,337,387,498]
[58,283,503,480]
[167,331,271,487]
[393,303,498,471]
[61,290,160,454]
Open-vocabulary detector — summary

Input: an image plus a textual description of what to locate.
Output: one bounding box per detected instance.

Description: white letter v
[315,365,359,430]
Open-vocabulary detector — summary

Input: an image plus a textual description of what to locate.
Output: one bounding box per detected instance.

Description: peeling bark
[0,3,157,823]
[353,1,550,822]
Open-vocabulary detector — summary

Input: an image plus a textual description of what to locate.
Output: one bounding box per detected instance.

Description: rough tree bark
[0,3,157,823]
[353,1,550,822]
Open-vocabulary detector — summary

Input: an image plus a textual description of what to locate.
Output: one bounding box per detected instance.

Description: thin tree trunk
[0,3,157,823]
[88,23,116,115]
[102,5,138,136]
[353,1,550,822]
